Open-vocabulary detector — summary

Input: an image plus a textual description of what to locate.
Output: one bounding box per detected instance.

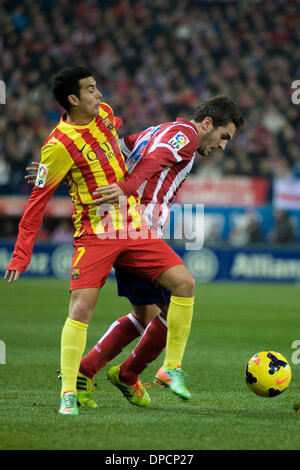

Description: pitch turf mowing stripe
[0,280,299,450]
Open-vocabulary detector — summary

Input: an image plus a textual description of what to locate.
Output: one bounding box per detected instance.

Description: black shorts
[114,265,171,306]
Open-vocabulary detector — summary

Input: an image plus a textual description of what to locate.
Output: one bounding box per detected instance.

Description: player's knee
[69,289,98,324]
[172,273,195,298]
[69,299,93,324]
[182,273,195,297]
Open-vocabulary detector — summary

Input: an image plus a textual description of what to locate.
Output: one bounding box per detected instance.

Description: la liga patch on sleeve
[35,163,49,188]
[168,131,190,150]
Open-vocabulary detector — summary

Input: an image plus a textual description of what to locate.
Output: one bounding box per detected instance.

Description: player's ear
[201,117,213,133]
[68,94,79,107]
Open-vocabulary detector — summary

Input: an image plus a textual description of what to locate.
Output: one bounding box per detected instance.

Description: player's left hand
[93,184,126,205]
[25,161,39,185]
[4,270,21,283]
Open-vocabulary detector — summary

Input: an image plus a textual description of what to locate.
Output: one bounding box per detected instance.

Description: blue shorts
[114,265,171,306]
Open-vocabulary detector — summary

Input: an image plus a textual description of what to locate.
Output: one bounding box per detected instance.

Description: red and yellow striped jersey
[8,103,144,272]
[41,102,142,236]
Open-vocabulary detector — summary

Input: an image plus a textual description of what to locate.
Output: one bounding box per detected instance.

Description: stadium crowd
[1,0,300,198]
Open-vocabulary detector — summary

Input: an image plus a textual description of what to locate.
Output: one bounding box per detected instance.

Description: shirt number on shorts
[74,247,86,267]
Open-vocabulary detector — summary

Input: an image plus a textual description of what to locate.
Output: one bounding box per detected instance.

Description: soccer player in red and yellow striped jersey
[5,67,195,415]
[11,86,143,255]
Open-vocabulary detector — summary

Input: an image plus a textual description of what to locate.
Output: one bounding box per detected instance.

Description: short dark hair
[191,95,244,129]
[52,66,93,111]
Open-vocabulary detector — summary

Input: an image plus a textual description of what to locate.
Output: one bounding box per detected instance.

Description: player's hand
[93,184,126,205]
[24,161,39,185]
[4,270,21,283]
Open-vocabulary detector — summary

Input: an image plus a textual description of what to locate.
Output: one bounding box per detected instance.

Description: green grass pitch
[1,279,300,450]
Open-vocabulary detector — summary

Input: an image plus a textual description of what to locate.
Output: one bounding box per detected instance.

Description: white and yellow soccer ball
[245,350,292,397]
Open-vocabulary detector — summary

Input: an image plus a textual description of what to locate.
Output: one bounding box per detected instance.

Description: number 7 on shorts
[74,247,86,267]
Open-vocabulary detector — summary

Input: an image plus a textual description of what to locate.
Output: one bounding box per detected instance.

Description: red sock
[79,314,145,380]
[119,314,167,385]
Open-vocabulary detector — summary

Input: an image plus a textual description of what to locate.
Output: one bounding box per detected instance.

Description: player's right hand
[4,270,21,283]
[25,161,39,185]
[93,183,126,205]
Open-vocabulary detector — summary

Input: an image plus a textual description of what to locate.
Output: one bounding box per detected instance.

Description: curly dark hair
[191,95,244,129]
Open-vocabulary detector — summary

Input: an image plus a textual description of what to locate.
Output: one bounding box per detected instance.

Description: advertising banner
[180,246,300,283]
[1,242,299,283]
[0,196,73,217]
[176,176,269,206]
[273,179,300,211]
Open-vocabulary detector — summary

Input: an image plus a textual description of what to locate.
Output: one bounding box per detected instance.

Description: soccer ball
[245,350,292,397]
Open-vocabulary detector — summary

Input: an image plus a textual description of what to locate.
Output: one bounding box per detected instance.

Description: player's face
[198,122,236,156]
[77,77,102,118]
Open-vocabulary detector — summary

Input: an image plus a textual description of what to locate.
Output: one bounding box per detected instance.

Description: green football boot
[154,367,192,400]
[76,372,98,409]
[58,392,79,416]
[107,365,151,407]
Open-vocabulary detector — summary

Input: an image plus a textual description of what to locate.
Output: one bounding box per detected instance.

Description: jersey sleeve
[119,133,141,161]
[118,126,198,196]
[7,141,73,272]
[114,116,123,131]
[100,102,123,131]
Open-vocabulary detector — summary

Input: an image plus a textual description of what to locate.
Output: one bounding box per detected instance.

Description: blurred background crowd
[0,0,299,247]
[1,0,300,196]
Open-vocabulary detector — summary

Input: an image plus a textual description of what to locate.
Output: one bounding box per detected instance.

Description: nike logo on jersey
[78,144,87,153]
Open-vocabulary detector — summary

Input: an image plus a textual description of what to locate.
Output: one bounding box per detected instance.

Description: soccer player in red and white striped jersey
[79,96,244,405]
[119,120,199,237]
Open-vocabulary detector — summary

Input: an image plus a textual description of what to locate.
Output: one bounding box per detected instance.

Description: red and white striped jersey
[119,117,200,237]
